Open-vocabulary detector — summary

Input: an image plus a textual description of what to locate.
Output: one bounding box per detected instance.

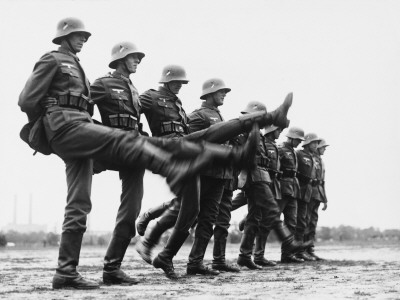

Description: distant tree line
[0,225,399,247]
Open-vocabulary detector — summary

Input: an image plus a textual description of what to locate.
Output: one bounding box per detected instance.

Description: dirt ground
[1,241,399,300]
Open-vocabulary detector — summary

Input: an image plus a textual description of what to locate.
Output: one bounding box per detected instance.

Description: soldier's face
[167,81,184,94]
[308,141,319,152]
[274,128,282,139]
[67,32,88,53]
[125,54,140,74]
[318,146,326,155]
[212,90,227,107]
[291,138,302,148]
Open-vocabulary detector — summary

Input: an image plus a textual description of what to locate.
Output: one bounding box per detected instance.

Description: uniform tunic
[295,148,318,241]
[187,102,234,266]
[140,87,189,138]
[90,71,144,240]
[278,142,301,235]
[305,153,328,243]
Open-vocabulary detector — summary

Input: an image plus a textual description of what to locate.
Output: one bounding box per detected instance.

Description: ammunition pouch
[256,156,270,167]
[108,114,138,130]
[160,121,188,135]
[57,92,92,114]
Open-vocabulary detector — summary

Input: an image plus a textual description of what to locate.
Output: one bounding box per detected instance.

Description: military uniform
[237,132,281,269]
[90,71,145,281]
[19,45,214,288]
[186,102,234,272]
[252,134,281,266]
[305,153,327,255]
[278,142,300,233]
[295,149,317,243]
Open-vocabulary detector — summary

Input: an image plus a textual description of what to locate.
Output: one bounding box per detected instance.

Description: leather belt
[282,169,297,178]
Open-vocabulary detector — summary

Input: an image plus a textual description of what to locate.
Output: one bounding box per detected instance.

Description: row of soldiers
[18,17,318,290]
[135,106,329,271]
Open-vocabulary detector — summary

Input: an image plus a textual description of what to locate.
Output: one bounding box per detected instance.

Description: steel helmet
[264,125,280,135]
[241,101,267,114]
[286,126,305,141]
[303,133,321,146]
[159,65,189,84]
[200,78,231,100]
[52,17,91,45]
[318,138,329,148]
[109,41,145,69]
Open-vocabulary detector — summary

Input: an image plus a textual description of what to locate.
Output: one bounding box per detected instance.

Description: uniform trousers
[277,195,298,234]
[305,198,321,244]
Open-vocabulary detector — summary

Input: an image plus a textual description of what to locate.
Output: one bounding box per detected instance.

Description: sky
[0,0,399,233]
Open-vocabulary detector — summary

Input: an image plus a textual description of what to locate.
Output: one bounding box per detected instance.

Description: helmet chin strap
[65,36,77,54]
[165,83,174,94]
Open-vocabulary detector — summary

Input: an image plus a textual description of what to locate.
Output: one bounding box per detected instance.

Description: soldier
[278,127,305,263]
[232,124,285,267]
[295,133,321,261]
[186,78,240,274]
[251,124,282,267]
[304,138,329,260]
[89,41,146,285]
[236,102,302,270]
[18,19,247,289]
[136,66,294,279]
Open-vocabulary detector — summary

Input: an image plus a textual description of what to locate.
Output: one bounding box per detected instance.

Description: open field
[1,241,399,299]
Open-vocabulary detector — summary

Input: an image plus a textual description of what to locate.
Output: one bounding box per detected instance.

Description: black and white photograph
[0,0,399,299]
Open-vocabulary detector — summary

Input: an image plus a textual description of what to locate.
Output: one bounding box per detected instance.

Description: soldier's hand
[322,203,328,211]
[40,96,57,108]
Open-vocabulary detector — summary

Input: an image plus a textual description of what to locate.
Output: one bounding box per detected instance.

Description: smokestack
[29,194,33,225]
[13,195,17,224]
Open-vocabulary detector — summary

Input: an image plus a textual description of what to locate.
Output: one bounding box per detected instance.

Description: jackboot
[212,236,240,273]
[200,123,259,170]
[142,141,211,195]
[237,233,262,270]
[52,232,99,290]
[253,233,277,267]
[103,236,139,285]
[281,253,304,264]
[239,93,293,131]
[136,215,175,265]
[187,237,220,275]
[274,221,303,254]
[296,251,316,261]
[308,246,324,261]
[153,229,189,280]
[136,201,172,236]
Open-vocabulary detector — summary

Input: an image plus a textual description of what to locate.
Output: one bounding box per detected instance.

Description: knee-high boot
[237,231,262,270]
[136,211,177,265]
[52,232,99,289]
[212,235,240,272]
[152,229,189,280]
[187,237,220,275]
[253,232,276,267]
[136,199,175,236]
[103,236,139,285]
[185,93,293,143]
